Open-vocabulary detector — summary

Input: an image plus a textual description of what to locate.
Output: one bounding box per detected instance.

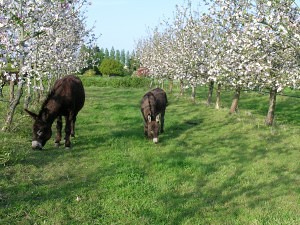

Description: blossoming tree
[136,0,299,125]
[0,0,94,131]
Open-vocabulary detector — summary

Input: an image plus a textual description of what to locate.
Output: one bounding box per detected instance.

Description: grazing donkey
[25,75,85,149]
[141,88,167,143]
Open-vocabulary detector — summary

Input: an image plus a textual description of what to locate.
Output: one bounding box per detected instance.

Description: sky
[85,0,192,52]
[85,0,300,53]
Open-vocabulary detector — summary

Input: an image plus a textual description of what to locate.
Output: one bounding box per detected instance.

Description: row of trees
[136,0,300,125]
[80,46,138,76]
[0,0,95,130]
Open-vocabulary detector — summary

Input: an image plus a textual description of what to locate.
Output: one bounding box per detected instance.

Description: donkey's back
[51,75,85,115]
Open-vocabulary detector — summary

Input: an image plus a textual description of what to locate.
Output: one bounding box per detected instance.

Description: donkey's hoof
[65,146,71,150]
[55,142,60,148]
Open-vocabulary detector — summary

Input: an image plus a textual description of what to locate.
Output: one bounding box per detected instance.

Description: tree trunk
[215,83,222,110]
[38,78,44,102]
[229,87,241,114]
[32,76,40,103]
[161,80,164,89]
[2,0,25,131]
[9,80,15,102]
[168,79,173,93]
[0,69,3,97]
[2,82,24,131]
[149,79,153,88]
[23,82,31,110]
[265,88,277,126]
[180,79,184,96]
[191,85,196,103]
[47,78,52,93]
[0,83,4,97]
[207,80,214,105]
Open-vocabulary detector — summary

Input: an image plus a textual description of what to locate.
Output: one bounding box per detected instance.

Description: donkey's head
[25,109,52,150]
[147,114,161,144]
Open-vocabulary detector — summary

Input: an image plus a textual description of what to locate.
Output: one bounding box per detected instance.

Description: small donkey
[141,88,167,143]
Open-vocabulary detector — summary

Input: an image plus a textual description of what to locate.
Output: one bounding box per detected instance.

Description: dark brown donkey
[141,88,167,143]
[25,75,85,149]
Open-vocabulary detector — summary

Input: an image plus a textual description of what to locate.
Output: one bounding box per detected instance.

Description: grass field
[1,81,300,224]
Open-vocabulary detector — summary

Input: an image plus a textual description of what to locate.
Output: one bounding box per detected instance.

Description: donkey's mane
[145,92,156,119]
[41,90,55,109]
[40,79,64,114]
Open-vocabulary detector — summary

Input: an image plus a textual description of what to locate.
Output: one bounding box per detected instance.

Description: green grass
[80,75,151,88]
[1,84,300,224]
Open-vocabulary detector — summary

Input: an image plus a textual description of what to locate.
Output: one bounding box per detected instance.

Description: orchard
[1,0,299,130]
[136,0,300,126]
[1,1,300,223]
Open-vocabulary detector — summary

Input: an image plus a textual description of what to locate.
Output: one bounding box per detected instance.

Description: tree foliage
[81,46,135,75]
[99,58,124,76]
[0,0,96,130]
[135,0,300,125]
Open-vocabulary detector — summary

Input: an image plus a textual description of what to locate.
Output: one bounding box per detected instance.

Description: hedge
[80,76,151,88]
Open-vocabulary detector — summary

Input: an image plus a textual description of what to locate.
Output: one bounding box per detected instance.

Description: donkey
[141,88,167,143]
[25,75,85,150]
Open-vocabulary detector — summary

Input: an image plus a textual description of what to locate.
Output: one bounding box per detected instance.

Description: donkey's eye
[37,130,43,137]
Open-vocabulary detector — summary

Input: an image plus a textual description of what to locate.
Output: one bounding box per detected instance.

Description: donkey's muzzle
[32,141,43,150]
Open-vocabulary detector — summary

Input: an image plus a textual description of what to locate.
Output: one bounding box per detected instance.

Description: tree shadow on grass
[274,97,300,125]
[0,164,118,223]
[237,92,300,126]
[136,119,300,224]
[160,117,204,145]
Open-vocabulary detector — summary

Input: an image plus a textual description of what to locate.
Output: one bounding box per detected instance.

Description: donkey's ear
[156,114,161,123]
[24,109,38,120]
[147,115,152,123]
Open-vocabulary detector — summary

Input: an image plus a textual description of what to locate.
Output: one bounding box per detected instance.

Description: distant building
[136,67,149,77]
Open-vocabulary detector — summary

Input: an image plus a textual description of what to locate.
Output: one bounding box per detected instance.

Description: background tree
[110,47,115,59]
[79,45,103,75]
[99,58,124,76]
[104,48,110,58]
[125,51,131,68]
[120,49,126,65]
[115,49,121,62]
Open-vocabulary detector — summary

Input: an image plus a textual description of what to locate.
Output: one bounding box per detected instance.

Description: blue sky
[85,0,192,52]
[86,0,300,52]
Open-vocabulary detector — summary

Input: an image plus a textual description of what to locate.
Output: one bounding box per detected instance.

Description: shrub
[83,69,97,76]
[99,58,124,76]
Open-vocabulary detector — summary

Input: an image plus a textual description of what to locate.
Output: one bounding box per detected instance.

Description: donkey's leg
[71,115,77,137]
[144,124,148,137]
[55,116,62,147]
[160,111,165,133]
[64,115,72,148]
